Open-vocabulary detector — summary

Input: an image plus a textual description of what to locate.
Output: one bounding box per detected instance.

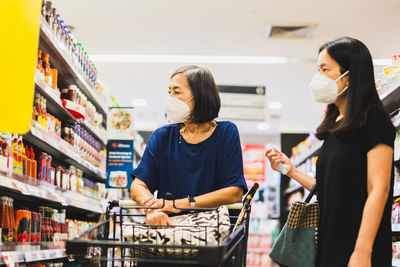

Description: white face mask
[309,70,349,103]
[165,96,194,123]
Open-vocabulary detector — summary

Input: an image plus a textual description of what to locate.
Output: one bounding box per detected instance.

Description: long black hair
[315,37,383,140]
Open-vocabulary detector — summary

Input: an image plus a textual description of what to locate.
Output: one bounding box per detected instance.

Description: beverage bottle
[0,197,10,243]
[43,54,53,87]
[36,50,45,80]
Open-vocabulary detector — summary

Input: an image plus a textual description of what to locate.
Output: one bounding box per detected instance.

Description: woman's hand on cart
[142,197,164,213]
[146,209,172,226]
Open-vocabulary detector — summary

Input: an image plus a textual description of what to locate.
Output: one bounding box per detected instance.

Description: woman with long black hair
[266,37,395,267]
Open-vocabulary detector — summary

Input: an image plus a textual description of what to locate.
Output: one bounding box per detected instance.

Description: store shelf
[381,83,400,109]
[39,17,107,118]
[35,74,75,122]
[292,143,322,167]
[35,74,107,146]
[393,258,400,266]
[247,248,271,253]
[393,224,400,232]
[284,184,303,196]
[82,119,107,146]
[25,122,106,181]
[0,174,104,214]
[0,248,65,264]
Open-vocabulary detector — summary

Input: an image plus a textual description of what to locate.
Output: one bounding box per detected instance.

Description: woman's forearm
[196,186,243,207]
[288,168,316,191]
[353,188,389,253]
[130,178,154,205]
[175,186,244,209]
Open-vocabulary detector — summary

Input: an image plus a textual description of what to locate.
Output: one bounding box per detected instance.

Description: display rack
[25,122,106,181]
[284,184,303,196]
[39,17,107,118]
[393,224,400,232]
[0,248,65,264]
[380,83,400,111]
[0,7,111,265]
[393,258,400,267]
[292,144,322,168]
[0,174,104,214]
[35,74,107,146]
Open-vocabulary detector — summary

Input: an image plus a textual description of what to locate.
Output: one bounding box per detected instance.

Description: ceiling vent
[265,24,316,39]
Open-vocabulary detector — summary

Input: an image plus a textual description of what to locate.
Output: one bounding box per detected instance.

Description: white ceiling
[51,0,400,141]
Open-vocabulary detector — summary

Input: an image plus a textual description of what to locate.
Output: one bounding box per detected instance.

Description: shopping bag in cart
[270,185,319,267]
[123,205,231,248]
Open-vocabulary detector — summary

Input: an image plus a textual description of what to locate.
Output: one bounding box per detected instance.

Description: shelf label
[2,253,15,267]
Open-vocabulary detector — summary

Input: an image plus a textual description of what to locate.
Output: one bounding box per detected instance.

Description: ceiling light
[131,98,147,107]
[91,54,289,64]
[256,122,271,131]
[373,59,392,66]
[269,101,283,109]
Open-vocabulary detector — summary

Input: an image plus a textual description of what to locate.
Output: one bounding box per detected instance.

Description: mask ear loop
[336,70,350,97]
[185,96,194,103]
[335,70,349,82]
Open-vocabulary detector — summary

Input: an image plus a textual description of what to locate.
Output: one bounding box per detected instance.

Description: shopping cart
[66,184,259,267]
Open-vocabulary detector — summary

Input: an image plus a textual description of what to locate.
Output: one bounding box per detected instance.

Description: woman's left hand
[161,199,189,214]
[348,250,371,267]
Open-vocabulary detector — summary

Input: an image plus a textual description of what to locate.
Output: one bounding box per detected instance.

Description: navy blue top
[132,121,248,199]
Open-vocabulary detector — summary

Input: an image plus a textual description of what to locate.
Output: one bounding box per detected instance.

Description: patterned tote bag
[270,185,319,267]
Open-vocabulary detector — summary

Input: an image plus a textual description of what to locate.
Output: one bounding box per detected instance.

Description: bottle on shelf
[7,198,15,242]
[30,147,37,179]
[43,53,53,87]
[0,197,11,243]
[36,50,45,80]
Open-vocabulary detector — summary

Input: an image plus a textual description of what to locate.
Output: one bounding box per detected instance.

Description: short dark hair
[171,65,221,124]
[315,37,384,140]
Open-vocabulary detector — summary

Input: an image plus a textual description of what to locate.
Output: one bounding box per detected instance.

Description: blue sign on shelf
[106,139,134,189]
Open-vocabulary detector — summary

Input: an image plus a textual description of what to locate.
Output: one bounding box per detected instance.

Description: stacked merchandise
[376,55,400,99]
[246,198,280,267]
[0,1,113,265]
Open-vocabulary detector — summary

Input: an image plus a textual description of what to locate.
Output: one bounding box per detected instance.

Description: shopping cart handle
[119,200,141,207]
[110,199,243,209]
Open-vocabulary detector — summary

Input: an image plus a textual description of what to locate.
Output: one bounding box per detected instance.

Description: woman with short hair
[131,65,248,225]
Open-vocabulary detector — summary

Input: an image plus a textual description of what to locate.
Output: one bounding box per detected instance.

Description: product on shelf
[0,196,15,243]
[43,53,53,87]
[376,54,400,98]
[61,122,102,167]
[14,209,31,243]
[26,264,63,267]
[32,93,62,136]
[394,241,400,259]
[395,166,400,197]
[60,84,104,129]
[0,134,13,175]
[66,219,95,240]
[36,50,45,81]
[41,1,99,88]
[393,198,400,226]
[290,134,322,163]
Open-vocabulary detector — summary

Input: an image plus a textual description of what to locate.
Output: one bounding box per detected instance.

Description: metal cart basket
[66,185,258,267]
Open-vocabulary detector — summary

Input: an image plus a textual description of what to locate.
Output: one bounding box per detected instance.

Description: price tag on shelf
[0,175,13,188]
[12,180,30,195]
[2,253,15,267]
